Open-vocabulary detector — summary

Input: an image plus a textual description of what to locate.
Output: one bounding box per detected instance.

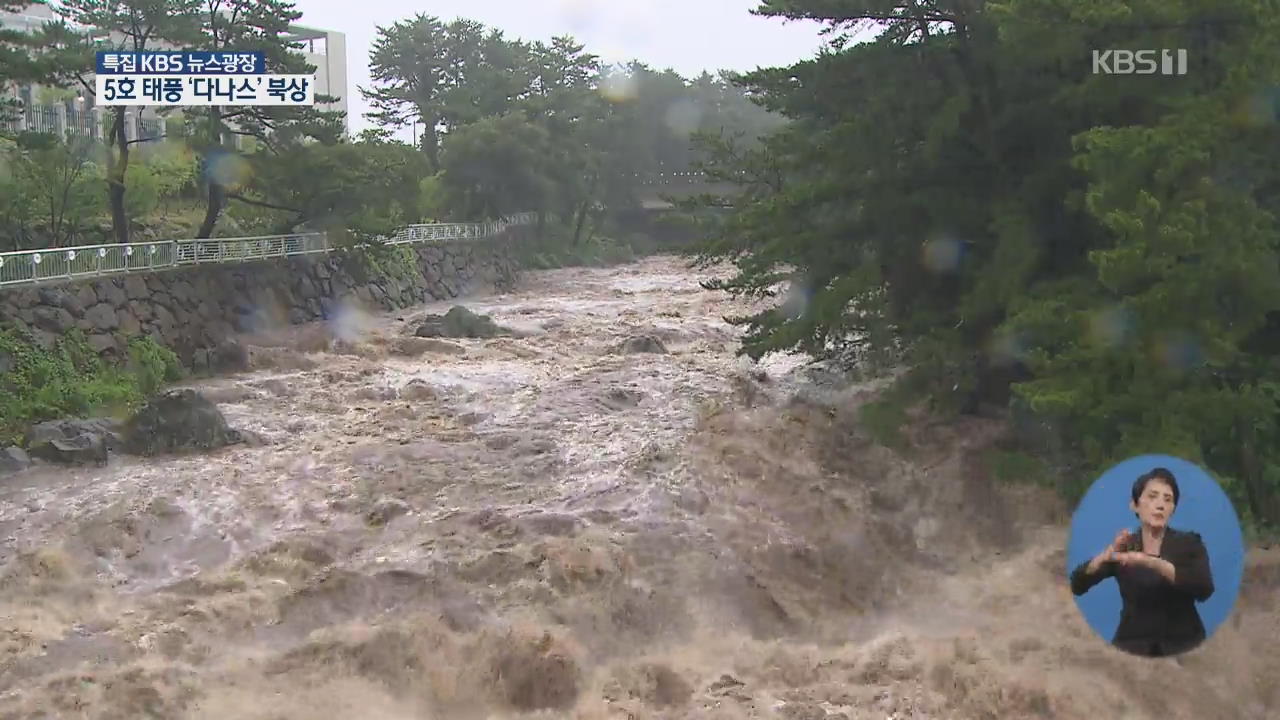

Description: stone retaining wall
[0,229,525,369]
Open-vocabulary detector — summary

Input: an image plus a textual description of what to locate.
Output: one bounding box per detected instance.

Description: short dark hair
[1133,467,1180,507]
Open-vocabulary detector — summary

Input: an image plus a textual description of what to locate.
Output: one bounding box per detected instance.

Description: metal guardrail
[0,103,165,143]
[0,212,535,288]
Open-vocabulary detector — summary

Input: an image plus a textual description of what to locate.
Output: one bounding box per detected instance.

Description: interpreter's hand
[1105,529,1135,559]
[1113,551,1156,569]
[1087,528,1134,573]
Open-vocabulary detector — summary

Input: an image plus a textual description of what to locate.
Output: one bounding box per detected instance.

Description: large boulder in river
[389,337,466,357]
[210,339,250,373]
[24,418,123,466]
[0,446,33,475]
[616,335,668,355]
[413,306,509,339]
[123,389,243,456]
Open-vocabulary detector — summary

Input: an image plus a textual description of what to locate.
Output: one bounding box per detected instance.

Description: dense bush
[518,226,638,269]
[0,327,182,446]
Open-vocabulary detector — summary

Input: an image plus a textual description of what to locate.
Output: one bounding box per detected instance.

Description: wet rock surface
[411,305,511,338]
[122,389,243,456]
[0,257,1274,720]
[617,333,669,354]
[210,339,251,373]
[23,418,123,466]
[0,446,32,475]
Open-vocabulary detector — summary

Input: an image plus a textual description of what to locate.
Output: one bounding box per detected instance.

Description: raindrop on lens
[922,237,962,273]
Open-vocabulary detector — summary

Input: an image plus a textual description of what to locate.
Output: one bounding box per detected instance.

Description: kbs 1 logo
[1092,49,1188,75]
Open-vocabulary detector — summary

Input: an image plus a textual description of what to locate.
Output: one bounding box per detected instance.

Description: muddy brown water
[1,256,1277,719]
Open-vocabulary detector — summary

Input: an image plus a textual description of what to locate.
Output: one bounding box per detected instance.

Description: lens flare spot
[781,281,812,320]
[239,300,287,334]
[1230,87,1280,128]
[207,152,251,191]
[988,332,1027,366]
[922,237,962,274]
[1154,332,1204,372]
[329,301,371,343]
[600,71,639,103]
[1087,306,1135,348]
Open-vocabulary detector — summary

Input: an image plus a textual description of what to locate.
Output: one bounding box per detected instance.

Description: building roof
[283,24,340,43]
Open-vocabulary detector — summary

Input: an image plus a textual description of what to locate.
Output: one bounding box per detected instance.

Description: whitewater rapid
[1,256,1276,720]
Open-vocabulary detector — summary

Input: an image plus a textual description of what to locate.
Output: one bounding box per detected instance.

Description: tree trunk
[107,108,130,244]
[197,107,223,239]
[422,121,440,173]
[572,174,599,246]
[572,199,590,246]
[197,181,225,239]
[1238,419,1278,528]
[584,205,603,245]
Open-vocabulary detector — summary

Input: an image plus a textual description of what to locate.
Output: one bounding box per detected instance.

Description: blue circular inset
[1066,455,1245,652]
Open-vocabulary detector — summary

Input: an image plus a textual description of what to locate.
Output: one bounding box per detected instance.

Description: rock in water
[399,381,436,401]
[0,446,33,475]
[617,335,668,354]
[389,337,466,357]
[27,418,124,450]
[24,419,123,466]
[413,306,508,339]
[412,317,446,338]
[210,339,250,373]
[28,434,107,466]
[366,496,412,526]
[123,389,242,456]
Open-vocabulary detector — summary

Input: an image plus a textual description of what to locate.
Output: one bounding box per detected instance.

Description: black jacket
[1069,527,1215,657]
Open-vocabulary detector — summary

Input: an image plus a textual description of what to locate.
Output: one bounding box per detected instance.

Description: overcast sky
[290,0,830,134]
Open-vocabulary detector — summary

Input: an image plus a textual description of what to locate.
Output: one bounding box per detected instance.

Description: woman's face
[1132,479,1176,529]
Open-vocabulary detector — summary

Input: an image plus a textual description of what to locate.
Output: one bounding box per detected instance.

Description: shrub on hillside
[0,328,183,447]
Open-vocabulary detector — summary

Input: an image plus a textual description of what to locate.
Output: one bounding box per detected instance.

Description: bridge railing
[0,212,535,288]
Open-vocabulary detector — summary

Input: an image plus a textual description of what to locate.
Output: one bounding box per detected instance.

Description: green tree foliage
[0,132,106,249]
[363,15,535,172]
[361,16,785,249]
[51,0,205,245]
[226,135,431,240]
[689,0,1280,528]
[187,0,345,238]
[436,113,555,220]
[119,145,195,222]
[123,160,161,219]
[143,140,198,198]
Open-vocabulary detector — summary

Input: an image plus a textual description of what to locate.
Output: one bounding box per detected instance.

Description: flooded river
[1,257,1277,719]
